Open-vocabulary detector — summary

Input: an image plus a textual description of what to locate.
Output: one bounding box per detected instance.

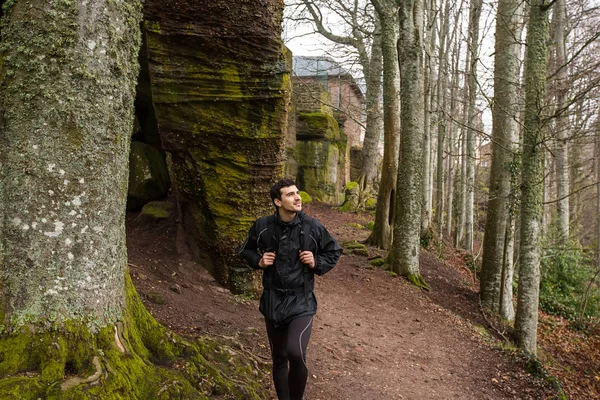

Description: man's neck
[277,209,297,223]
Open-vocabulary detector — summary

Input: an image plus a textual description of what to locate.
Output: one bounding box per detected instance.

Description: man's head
[270,178,302,216]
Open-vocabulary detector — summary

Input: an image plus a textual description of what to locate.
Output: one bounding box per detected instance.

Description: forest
[0,0,599,399]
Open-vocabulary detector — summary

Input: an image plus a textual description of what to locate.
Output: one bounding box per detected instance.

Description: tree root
[61,356,103,391]
[406,273,431,290]
[0,273,268,399]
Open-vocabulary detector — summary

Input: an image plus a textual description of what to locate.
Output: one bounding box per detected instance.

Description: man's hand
[299,250,315,269]
[259,252,276,269]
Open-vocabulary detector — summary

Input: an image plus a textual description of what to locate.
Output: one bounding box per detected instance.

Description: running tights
[265,316,313,400]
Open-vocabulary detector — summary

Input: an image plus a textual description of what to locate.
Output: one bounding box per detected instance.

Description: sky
[282,1,500,136]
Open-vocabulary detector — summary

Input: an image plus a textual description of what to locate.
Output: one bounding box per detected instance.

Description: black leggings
[265,316,313,400]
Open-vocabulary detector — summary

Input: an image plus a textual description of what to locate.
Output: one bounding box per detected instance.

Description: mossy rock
[369,257,386,267]
[138,201,173,224]
[127,141,170,210]
[365,198,377,210]
[342,240,369,257]
[299,191,312,204]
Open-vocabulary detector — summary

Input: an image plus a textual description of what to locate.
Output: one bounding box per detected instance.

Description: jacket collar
[274,210,303,227]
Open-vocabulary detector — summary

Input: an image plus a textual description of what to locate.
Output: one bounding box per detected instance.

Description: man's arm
[239,221,263,269]
[312,221,342,276]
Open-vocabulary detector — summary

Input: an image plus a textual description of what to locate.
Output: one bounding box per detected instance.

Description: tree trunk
[0,1,267,397]
[464,0,483,253]
[367,6,401,250]
[445,31,462,238]
[434,0,450,232]
[549,0,569,244]
[358,24,384,191]
[389,0,427,287]
[480,0,524,312]
[421,0,436,238]
[515,0,549,355]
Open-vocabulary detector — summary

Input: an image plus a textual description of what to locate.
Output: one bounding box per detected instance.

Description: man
[240,178,341,400]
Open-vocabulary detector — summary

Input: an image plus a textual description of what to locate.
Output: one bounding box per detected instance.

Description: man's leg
[265,319,290,400]
[286,316,313,400]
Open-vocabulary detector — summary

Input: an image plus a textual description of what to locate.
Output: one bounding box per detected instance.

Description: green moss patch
[299,191,312,204]
[342,241,369,257]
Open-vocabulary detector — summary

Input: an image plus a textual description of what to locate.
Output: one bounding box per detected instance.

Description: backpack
[255,213,316,297]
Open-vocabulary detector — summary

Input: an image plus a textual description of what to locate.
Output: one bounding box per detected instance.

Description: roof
[292,56,365,101]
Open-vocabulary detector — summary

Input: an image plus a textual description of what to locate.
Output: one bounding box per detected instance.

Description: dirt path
[127,202,554,399]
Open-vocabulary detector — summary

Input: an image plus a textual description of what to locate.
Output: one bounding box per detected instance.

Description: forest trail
[127,202,555,400]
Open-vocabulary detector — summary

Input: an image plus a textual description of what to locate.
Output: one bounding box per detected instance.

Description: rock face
[143,0,291,293]
[291,80,348,205]
[127,142,170,210]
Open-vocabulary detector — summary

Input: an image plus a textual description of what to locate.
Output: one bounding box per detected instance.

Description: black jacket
[240,211,341,325]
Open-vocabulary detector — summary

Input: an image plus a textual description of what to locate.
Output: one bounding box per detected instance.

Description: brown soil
[127,202,558,400]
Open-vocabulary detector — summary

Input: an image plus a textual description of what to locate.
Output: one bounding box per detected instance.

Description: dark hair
[270,178,296,205]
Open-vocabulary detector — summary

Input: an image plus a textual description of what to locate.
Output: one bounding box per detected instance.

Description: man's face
[275,185,302,213]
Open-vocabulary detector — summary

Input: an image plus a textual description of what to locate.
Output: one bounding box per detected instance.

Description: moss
[299,191,312,204]
[365,198,377,210]
[406,273,431,290]
[139,202,171,222]
[341,240,369,257]
[0,274,268,399]
[369,257,386,267]
[345,181,359,191]
[366,221,375,230]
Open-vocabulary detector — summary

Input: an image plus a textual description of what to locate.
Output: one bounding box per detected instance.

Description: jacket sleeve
[239,220,262,270]
[313,220,342,276]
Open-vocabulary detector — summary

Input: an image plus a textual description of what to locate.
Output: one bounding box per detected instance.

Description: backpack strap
[256,214,277,254]
[300,215,317,297]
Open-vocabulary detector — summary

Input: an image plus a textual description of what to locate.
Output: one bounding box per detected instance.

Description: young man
[240,178,341,400]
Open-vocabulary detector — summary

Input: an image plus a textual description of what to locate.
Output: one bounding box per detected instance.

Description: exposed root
[114,322,126,353]
[61,356,103,391]
[406,273,431,291]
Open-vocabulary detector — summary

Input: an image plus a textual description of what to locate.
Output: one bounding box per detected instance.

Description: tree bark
[358,22,384,191]
[421,0,437,238]
[515,0,550,355]
[480,0,524,313]
[464,0,483,253]
[389,0,427,287]
[367,3,401,250]
[549,0,569,244]
[0,1,268,396]
[434,0,450,232]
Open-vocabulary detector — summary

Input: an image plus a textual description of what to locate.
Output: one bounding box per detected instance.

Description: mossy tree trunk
[143,0,291,293]
[0,1,265,397]
[515,0,550,356]
[480,0,524,316]
[388,0,427,287]
[549,0,570,245]
[367,1,400,250]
